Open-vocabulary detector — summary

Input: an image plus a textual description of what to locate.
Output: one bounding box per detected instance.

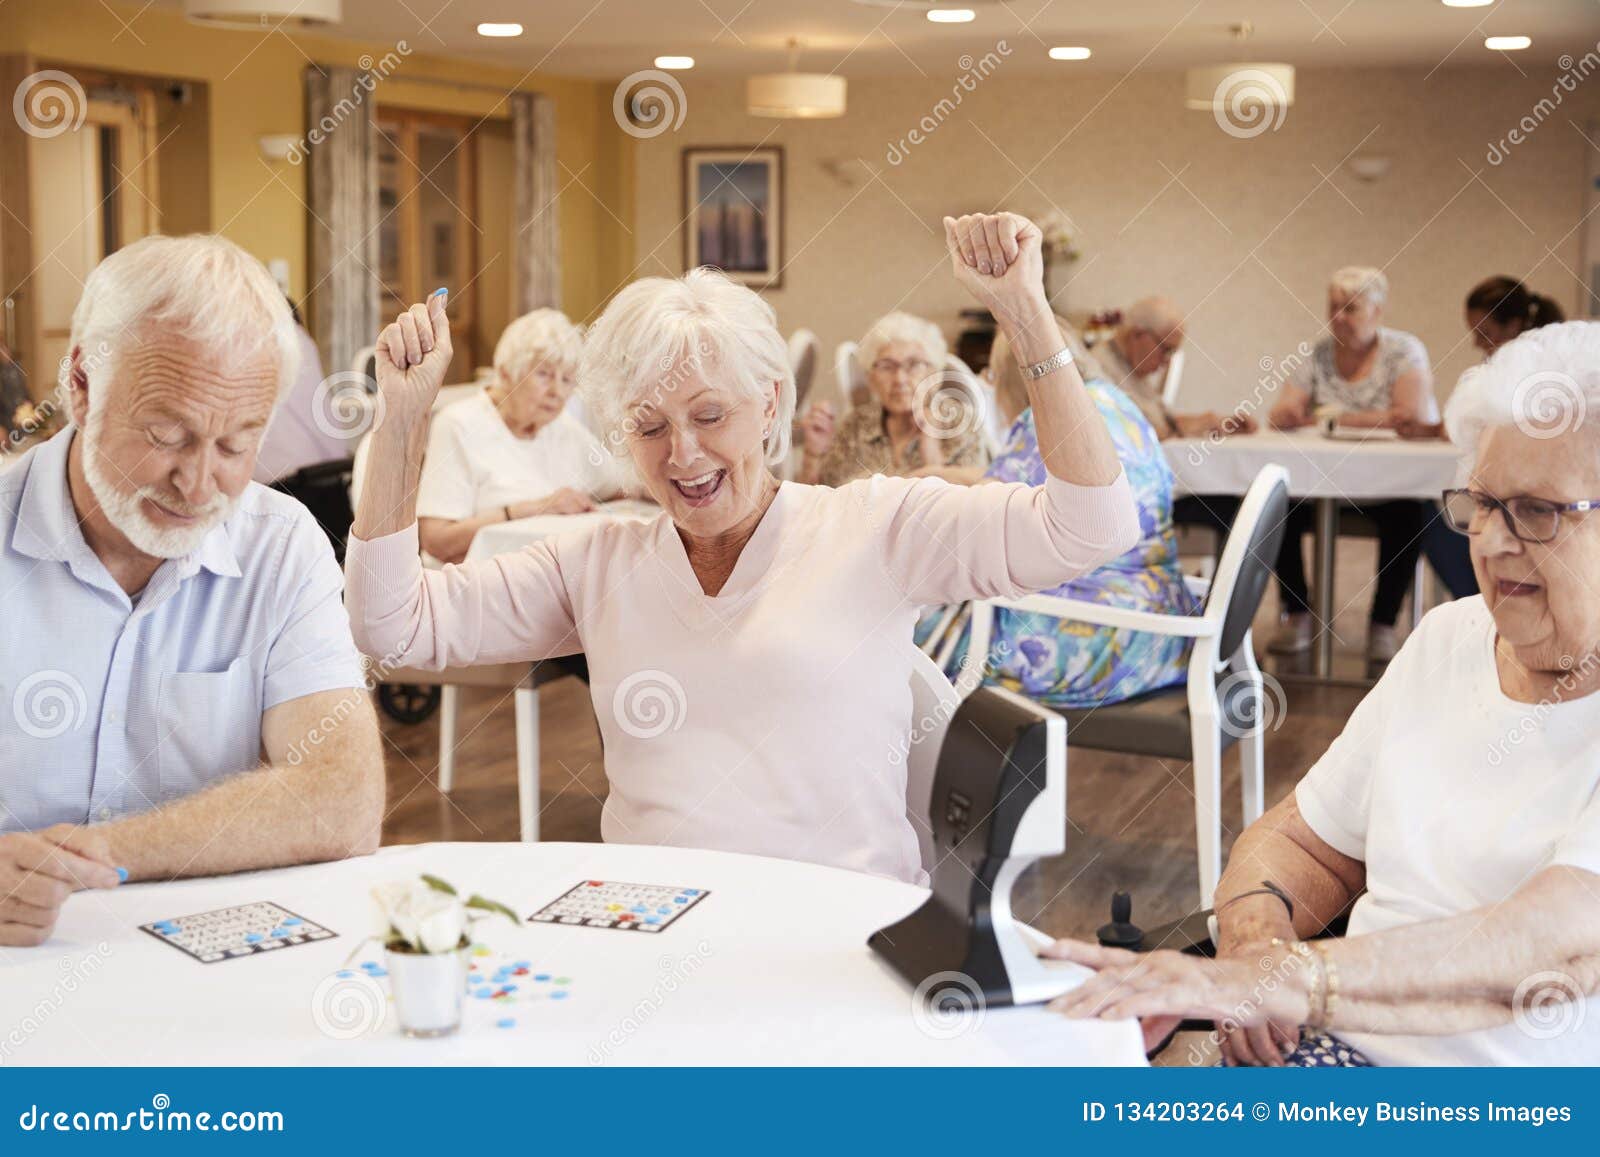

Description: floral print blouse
[915,381,1198,708]
[816,399,989,487]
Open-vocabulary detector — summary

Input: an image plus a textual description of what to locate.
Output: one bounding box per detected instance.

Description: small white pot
[386,947,467,1038]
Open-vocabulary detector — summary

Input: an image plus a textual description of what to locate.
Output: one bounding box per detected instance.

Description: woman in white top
[1266,267,1441,661]
[346,212,1139,885]
[1047,322,1600,1067]
[416,309,618,564]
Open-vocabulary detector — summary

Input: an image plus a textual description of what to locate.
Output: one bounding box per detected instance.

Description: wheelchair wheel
[377,683,442,724]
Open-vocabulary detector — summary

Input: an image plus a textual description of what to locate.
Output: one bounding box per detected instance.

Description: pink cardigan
[346,473,1138,883]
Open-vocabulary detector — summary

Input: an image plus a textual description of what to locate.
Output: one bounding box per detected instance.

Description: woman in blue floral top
[915,326,1197,707]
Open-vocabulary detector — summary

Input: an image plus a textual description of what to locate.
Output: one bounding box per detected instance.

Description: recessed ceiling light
[1485,35,1532,51]
[655,56,695,69]
[1049,46,1092,61]
[1441,1,1494,8]
[476,22,522,37]
[927,8,976,22]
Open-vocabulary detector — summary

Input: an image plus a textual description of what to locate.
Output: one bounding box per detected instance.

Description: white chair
[906,648,962,876]
[1160,346,1186,410]
[939,354,1001,459]
[788,328,818,412]
[959,464,1292,906]
[833,340,866,410]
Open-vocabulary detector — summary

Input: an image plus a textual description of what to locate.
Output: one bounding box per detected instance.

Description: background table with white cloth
[1,842,1144,1067]
[1162,429,1465,679]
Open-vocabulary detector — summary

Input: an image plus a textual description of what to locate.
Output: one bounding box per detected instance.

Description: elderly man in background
[0,235,385,947]
[1088,296,1256,440]
[1048,322,1600,1067]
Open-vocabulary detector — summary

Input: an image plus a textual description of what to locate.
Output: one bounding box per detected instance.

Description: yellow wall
[2,0,634,325]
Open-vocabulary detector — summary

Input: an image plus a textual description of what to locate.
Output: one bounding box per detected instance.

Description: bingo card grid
[529,880,709,933]
[139,902,336,963]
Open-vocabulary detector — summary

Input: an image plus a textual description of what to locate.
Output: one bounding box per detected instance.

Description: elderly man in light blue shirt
[0,234,384,947]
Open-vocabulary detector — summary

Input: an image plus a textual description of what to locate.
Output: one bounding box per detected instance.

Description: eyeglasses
[870,358,933,379]
[1441,488,1600,544]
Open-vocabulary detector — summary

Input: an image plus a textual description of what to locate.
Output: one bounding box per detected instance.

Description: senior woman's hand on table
[1041,938,1311,1060]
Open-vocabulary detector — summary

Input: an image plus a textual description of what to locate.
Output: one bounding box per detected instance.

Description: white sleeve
[415,413,478,522]
[1294,636,1418,862]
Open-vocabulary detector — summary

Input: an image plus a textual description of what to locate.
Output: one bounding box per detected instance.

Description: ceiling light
[185,0,339,26]
[1185,62,1296,110]
[1048,46,1092,61]
[1485,36,1531,51]
[476,22,523,38]
[1441,1,1494,8]
[655,56,695,70]
[748,39,846,119]
[927,8,976,22]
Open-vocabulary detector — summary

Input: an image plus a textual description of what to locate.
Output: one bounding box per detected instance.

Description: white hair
[1329,265,1388,308]
[1123,295,1184,338]
[68,233,299,408]
[858,311,947,371]
[493,308,582,381]
[1445,320,1600,466]
[579,267,794,466]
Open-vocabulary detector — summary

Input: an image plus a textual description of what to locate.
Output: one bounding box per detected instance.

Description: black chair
[951,465,1292,906]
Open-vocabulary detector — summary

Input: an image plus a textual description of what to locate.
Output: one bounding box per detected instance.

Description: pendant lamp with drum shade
[1183,22,1294,117]
[184,0,341,26]
[748,39,847,119]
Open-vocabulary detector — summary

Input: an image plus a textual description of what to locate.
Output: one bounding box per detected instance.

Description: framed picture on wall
[682,146,784,288]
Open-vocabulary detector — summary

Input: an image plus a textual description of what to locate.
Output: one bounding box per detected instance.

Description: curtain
[304,64,379,381]
[511,91,560,313]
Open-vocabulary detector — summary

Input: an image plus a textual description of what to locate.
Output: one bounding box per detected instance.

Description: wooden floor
[378,538,1406,944]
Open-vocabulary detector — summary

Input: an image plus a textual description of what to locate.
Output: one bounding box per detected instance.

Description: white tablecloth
[466,500,660,562]
[2,842,1144,1067]
[1162,429,1464,501]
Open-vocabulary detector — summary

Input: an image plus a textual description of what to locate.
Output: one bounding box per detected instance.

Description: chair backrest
[1160,346,1186,409]
[940,354,1001,457]
[351,344,377,384]
[906,648,961,875]
[1203,464,1291,662]
[834,340,866,409]
[788,329,818,411]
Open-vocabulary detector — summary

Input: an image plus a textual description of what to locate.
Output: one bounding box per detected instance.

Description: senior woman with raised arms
[346,212,1138,885]
[1044,321,1600,1067]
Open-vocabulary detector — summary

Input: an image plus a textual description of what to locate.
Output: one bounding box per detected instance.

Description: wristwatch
[1021,347,1074,380]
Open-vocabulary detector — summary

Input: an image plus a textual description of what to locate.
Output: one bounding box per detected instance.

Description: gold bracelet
[1273,937,1324,1025]
[1314,942,1339,1028]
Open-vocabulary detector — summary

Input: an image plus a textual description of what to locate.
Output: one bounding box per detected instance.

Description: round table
[1162,429,1464,678]
[2,842,1144,1066]
[466,499,660,562]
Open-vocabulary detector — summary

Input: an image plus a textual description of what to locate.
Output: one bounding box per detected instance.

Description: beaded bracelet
[1272,937,1326,1025]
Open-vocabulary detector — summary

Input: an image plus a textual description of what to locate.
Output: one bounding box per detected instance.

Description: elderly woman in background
[416,309,620,564]
[1402,277,1569,599]
[1046,322,1600,1067]
[915,325,1198,707]
[1267,266,1440,661]
[797,310,989,486]
[347,212,1138,886]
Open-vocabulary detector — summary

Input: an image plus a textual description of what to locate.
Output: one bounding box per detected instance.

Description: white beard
[81,417,235,560]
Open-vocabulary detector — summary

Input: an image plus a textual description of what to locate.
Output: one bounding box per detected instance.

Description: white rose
[416,893,466,955]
